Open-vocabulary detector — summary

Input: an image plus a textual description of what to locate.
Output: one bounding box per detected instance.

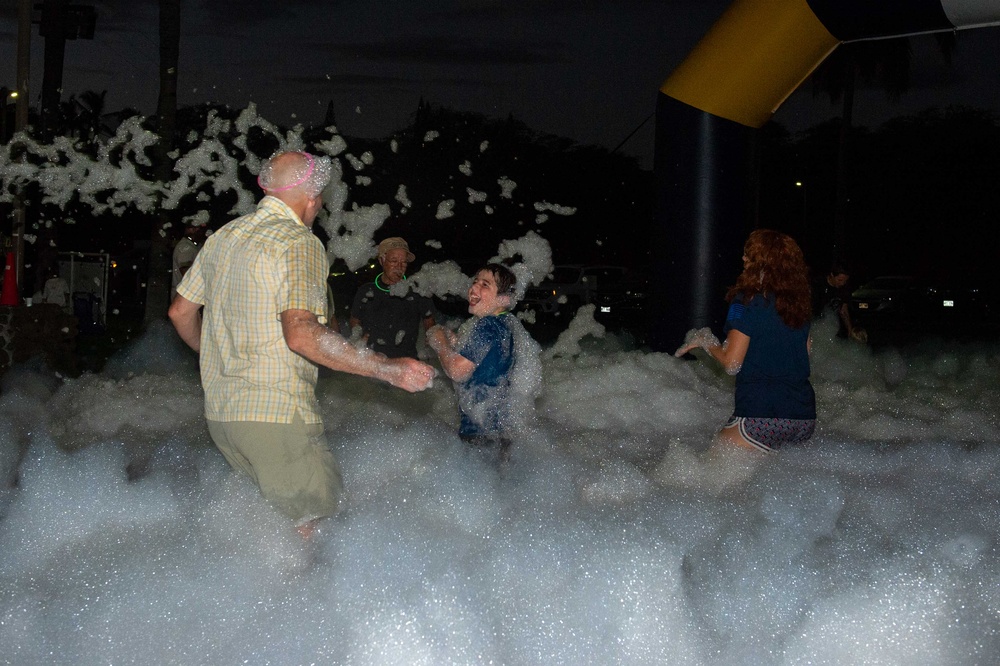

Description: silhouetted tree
[809,34,955,265]
[55,89,106,140]
[146,0,180,323]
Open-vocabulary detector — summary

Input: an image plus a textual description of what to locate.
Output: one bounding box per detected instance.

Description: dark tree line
[5,95,999,320]
[757,106,1000,285]
[329,102,653,275]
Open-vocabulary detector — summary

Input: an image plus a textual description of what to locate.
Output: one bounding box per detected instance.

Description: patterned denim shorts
[723,415,816,453]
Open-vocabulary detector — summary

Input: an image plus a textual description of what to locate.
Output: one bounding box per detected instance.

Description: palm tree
[77,89,107,139]
[809,34,955,265]
[55,89,107,140]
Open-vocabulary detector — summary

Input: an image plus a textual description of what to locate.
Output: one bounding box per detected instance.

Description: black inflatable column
[648,94,755,352]
[647,0,839,351]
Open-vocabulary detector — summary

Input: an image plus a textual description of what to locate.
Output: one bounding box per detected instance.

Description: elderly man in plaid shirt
[169,151,435,539]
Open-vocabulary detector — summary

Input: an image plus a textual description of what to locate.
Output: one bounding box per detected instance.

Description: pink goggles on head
[257,152,315,192]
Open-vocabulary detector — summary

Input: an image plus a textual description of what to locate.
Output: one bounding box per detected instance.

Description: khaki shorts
[207,416,343,525]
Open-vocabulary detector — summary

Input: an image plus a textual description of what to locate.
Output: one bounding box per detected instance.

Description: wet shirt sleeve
[727,297,763,338]
[723,297,751,336]
[176,249,206,305]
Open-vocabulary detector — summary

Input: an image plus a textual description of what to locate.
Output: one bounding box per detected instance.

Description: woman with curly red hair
[675,229,816,453]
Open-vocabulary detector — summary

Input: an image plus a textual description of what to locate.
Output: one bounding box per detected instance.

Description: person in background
[824,263,864,342]
[42,270,70,310]
[675,229,816,454]
[171,223,207,301]
[427,263,521,461]
[350,237,436,358]
[169,151,435,540]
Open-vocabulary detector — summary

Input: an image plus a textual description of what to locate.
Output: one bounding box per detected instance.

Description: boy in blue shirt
[428,264,519,458]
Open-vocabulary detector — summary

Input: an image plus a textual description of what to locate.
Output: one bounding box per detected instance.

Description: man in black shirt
[350,237,437,358]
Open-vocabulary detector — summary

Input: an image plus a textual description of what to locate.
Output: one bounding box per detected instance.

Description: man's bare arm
[281,309,434,392]
[427,325,474,382]
[168,295,203,352]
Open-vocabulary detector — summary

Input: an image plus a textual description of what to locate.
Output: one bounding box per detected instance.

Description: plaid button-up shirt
[177,196,330,424]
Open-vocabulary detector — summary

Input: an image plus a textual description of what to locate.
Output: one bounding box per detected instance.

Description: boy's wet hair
[483,263,517,296]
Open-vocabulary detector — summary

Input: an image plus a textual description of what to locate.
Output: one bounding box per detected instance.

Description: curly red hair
[726,229,812,329]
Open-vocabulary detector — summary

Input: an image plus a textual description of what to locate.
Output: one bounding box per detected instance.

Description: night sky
[2,0,1000,168]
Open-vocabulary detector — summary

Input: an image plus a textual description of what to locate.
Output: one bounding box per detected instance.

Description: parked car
[522,264,648,322]
[849,273,1000,342]
[523,265,592,313]
[848,276,920,321]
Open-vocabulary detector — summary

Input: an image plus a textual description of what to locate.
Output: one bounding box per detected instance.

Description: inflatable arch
[649,0,1000,351]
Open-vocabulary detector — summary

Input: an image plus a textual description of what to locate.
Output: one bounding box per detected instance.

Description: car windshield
[551,267,581,283]
[863,277,914,290]
[584,268,626,285]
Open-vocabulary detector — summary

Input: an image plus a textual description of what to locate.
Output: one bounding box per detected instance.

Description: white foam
[2,324,999,664]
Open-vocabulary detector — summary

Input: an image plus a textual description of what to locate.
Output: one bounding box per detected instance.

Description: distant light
[795,181,804,187]
[8,91,17,99]
[943,300,954,307]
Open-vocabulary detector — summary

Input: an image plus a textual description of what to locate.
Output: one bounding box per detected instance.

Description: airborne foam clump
[534,200,576,216]
[395,184,412,209]
[543,304,606,359]
[406,260,470,300]
[498,176,517,199]
[435,199,455,219]
[313,155,402,267]
[344,153,366,171]
[491,230,553,295]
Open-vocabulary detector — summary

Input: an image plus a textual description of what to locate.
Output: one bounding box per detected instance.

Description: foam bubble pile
[1,315,999,665]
